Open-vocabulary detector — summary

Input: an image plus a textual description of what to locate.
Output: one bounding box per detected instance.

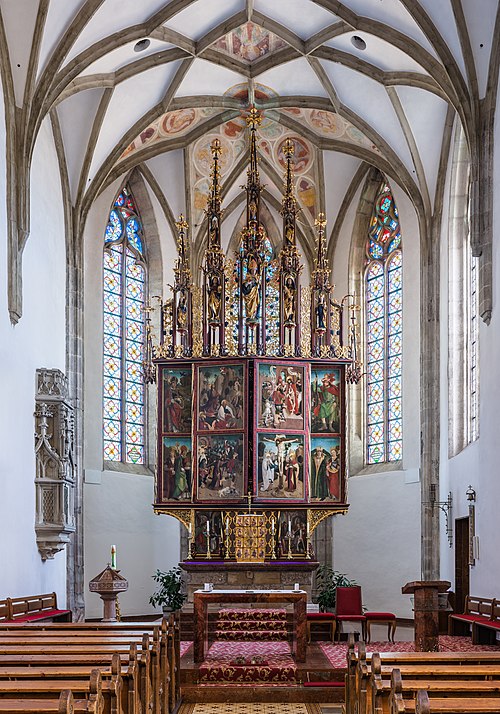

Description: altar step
[215,629,288,640]
[215,607,288,641]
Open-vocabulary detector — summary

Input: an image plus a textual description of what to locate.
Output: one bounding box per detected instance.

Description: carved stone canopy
[89,565,129,595]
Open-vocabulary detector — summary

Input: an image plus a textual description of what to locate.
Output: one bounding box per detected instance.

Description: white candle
[225,516,229,532]
[188,523,192,537]
[110,545,116,570]
[207,520,210,535]
[288,518,292,534]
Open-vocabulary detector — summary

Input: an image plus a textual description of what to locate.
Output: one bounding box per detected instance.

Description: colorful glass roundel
[103,186,146,465]
[365,183,402,464]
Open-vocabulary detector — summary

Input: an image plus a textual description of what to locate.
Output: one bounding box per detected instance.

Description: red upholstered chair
[335,586,366,641]
[306,611,336,643]
[364,612,397,643]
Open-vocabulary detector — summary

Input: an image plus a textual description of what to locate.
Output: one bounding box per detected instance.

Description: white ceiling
[0,0,494,234]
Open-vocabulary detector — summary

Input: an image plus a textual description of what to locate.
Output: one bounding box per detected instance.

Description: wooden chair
[335,586,366,641]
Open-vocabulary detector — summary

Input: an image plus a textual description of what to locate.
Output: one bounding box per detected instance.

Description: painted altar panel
[194,360,247,503]
[155,358,347,510]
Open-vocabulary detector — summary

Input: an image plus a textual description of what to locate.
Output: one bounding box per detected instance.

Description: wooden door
[455,517,470,614]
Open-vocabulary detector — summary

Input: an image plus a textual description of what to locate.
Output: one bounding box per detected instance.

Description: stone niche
[180,560,319,603]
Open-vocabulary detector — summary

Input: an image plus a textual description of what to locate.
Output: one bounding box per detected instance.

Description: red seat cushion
[304,681,344,687]
[365,612,396,619]
[10,609,70,622]
[336,615,366,621]
[452,614,491,623]
[307,612,336,620]
[479,620,500,629]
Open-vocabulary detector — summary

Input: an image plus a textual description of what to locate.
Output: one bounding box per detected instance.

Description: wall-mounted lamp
[424,484,453,548]
[466,485,476,503]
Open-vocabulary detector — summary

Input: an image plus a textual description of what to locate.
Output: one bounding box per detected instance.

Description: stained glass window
[469,254,479,442]
[365,183,402,464]
[103,186,146,465]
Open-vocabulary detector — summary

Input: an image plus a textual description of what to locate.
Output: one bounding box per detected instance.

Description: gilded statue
[315,291,326,331]
[283,274,296,324]
[242,256,261,323]
[176,289,188,330]
[207,274,222,323]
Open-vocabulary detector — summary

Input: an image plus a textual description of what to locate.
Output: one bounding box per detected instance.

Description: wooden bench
[0,672,104,714]
[345,637,500,714]
[389,668,500,714]
[448,596,495,641]
[370,655,500,714]
[0,617,180,714]
[0,594,71,623]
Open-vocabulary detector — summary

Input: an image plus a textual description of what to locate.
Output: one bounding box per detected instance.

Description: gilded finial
[315,212,327,230]
[175,214,188,232]
[211,138,221,158]
[283,138,295,158]
[246,106,262,128]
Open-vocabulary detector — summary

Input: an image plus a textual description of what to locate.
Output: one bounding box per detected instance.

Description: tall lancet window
[365,183,403,464]
[103,186,147,465]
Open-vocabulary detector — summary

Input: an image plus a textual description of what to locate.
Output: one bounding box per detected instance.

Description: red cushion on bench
[11,609,70,622]
[365,612,396,619]
[479,620,500,629]
[336,614,366,621]
[304,681,344,687]
[307,612,336,620]
[452,614,491,623]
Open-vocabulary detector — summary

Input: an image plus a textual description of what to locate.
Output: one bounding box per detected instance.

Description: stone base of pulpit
[180,560,319,603]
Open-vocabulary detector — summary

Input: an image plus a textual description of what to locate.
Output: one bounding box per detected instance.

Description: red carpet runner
[199,608,296,685]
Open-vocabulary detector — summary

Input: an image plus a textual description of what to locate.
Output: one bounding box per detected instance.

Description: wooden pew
[345,637,500,714]
[0,646,142,714]
[0,656,124,714]
[0,594,71,623]
[389,668,500,714]
[0,623,172,714]
[372,660,500,714]
[0,617,179,714]
[0,672,103,714]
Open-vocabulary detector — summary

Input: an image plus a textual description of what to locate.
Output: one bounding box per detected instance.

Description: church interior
[2,0,500,711]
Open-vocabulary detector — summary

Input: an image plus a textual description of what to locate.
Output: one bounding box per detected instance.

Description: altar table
[193,588,307,662]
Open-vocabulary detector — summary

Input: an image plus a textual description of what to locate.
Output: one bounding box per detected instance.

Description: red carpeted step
[215,629,288,641]
[217,608,287,621]
[216,619,287,632]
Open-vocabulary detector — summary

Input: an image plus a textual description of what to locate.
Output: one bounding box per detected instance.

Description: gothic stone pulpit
[402,580,451,651]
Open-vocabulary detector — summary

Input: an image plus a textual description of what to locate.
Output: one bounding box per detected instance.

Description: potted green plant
[315,565,357,612]
[149,566,186,613]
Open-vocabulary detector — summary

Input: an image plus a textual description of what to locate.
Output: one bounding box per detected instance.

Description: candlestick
[206,519,211,560]
[186,523,192,559]
[270,514,276,560]
[111,545,116,570]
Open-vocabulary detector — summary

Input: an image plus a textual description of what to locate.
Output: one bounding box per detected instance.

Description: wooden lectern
[402,580,451,651]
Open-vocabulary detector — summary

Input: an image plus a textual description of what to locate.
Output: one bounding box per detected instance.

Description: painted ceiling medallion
[212,22,287,63]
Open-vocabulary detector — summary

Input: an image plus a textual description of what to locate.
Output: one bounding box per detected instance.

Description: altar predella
[146,107,361,563]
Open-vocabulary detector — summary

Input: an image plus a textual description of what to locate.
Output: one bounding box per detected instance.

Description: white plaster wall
[329,173,422,617]
[0,115,67,602]
[439,108,500,597]
[83,178,180,618]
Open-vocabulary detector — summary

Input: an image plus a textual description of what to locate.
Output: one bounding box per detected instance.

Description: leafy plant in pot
[315,565,357,612]
[149,567,186,613]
